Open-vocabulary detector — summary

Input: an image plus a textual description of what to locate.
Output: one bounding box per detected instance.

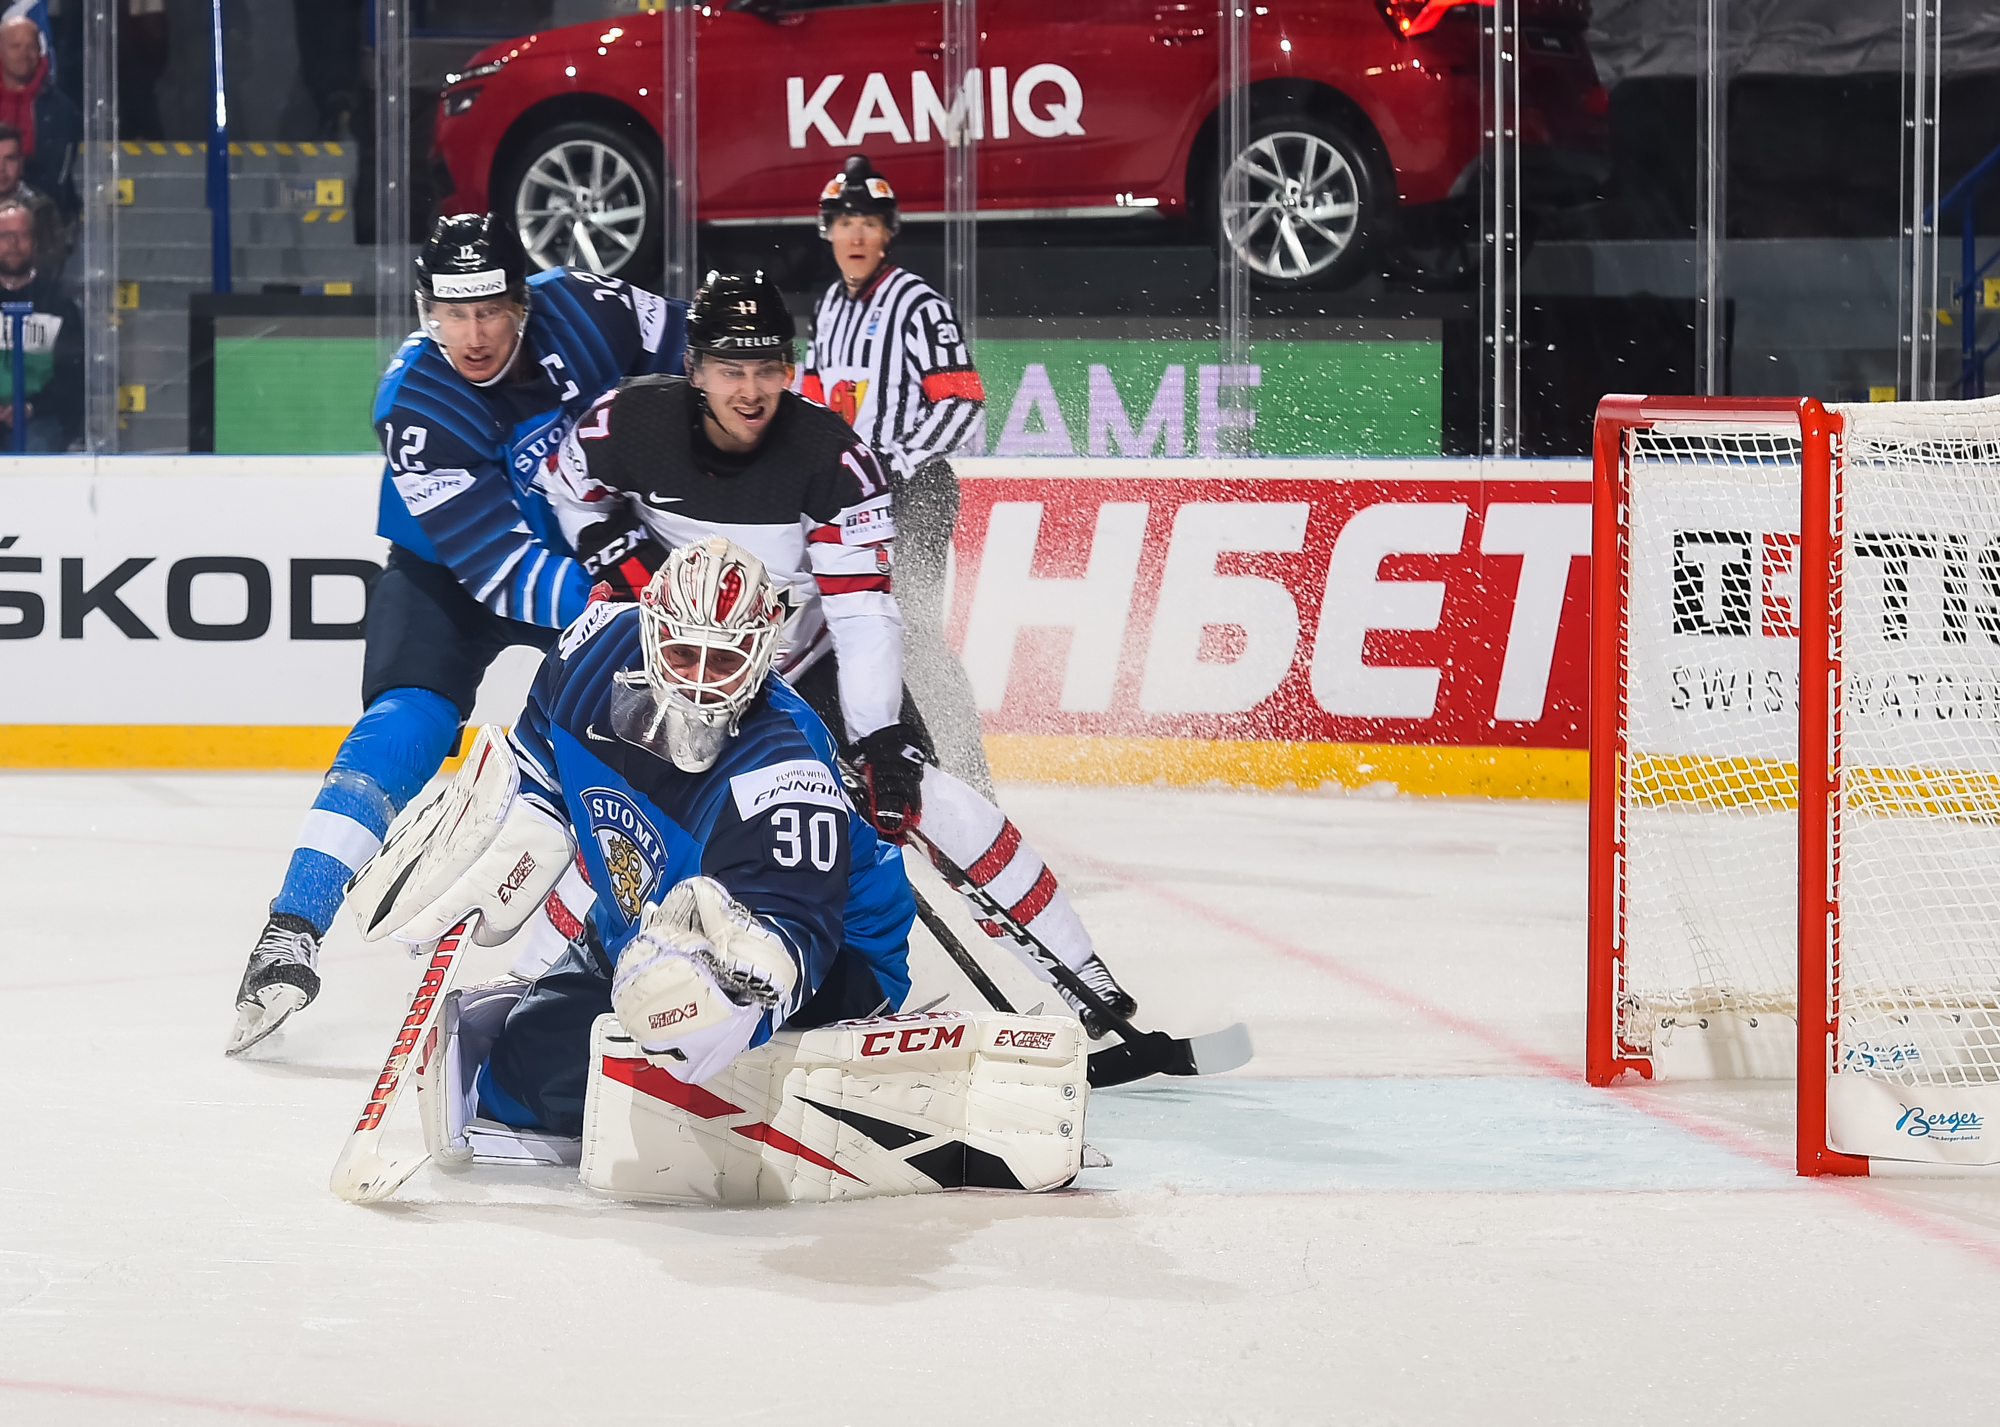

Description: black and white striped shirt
[801,265,985,477]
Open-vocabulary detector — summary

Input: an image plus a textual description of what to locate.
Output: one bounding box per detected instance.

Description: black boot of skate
[1059,953,1139,1040]
[225,912,323,1056]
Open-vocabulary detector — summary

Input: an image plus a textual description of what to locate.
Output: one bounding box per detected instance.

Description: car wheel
[503,120,661,281]
[1215,115,1379,291]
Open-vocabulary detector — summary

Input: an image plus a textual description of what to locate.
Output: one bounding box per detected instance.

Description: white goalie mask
[616,536,788,773]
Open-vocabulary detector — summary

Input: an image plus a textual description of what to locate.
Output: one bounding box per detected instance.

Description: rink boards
[0,454,1590,795]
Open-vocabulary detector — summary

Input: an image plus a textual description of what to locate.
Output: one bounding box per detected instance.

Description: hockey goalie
[339,537,1087,1204]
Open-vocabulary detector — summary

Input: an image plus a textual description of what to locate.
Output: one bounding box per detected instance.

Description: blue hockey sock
[270,688,462,934]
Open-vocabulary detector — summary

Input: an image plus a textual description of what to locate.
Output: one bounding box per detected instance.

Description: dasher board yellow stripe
[985,736,1588,799]
[1,725,1588,798]
[0,727,474,772]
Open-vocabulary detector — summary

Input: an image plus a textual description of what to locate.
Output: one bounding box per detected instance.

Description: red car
[433,0,1607,291]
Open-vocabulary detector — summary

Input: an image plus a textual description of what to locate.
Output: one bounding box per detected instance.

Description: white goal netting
[1834,399,2000,1093]
[1619,423,1805,1057]
[1616,397,2000,1113]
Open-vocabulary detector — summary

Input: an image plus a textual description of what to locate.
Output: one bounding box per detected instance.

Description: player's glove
[847,723,927,842]
[574,518,667,602]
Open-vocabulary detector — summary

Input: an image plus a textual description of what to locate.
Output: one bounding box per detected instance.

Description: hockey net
[1589,394,2000,1174]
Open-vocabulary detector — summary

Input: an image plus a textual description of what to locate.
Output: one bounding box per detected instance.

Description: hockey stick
[904,829,1254,1088]
[910,889,1017,1013]
[328,913,478,1204]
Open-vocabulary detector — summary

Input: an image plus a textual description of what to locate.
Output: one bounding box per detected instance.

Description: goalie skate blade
[223,984,308,1057]
[329,1148,431,1205]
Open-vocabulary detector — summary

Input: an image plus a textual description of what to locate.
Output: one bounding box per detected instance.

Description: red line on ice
[0,1377,436,1425]
[1050,834,2000,1275]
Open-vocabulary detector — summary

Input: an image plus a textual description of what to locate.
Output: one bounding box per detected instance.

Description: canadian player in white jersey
[798,155,993,795]
[548,273,1140,1037]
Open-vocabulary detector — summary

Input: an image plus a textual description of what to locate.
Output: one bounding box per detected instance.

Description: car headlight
[443,86,482,117]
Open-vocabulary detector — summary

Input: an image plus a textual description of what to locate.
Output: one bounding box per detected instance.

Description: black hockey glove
[574,518,667,602]
[848,723,928,843]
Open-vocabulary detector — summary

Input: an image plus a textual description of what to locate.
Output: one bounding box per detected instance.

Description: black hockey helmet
[687,271,796,361]
[817,154,900,237]
[414,212,530,309]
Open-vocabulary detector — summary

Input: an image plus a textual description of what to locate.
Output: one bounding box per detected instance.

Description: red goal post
[1589,393,2000,1178]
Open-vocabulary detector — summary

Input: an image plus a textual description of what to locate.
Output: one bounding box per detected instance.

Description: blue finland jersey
[509,603,915,1044]
[372,269,687,629]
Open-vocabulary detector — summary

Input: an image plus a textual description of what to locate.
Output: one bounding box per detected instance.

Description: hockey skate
[1058,953,1139,1040]
[225,913,322,1055]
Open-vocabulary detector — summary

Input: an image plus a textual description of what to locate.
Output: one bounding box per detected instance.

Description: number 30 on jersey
[769,808,839,871]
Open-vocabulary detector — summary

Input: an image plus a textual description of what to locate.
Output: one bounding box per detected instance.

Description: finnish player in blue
[226,213,687,1054]
[366,535,916,1130]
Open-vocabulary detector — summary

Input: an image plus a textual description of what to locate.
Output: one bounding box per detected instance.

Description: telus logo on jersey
[582,787,665,922]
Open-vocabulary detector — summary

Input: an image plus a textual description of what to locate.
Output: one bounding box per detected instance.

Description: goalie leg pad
[347,726,573,948]
[578,1010,1087,1205]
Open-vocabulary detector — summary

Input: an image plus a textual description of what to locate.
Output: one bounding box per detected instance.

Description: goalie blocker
[416,997,1086,1202]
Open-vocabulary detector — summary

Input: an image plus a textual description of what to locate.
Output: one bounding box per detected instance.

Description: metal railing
[1930,139,2000,399]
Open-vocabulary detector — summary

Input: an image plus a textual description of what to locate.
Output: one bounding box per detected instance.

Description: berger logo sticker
[582,787,664,922]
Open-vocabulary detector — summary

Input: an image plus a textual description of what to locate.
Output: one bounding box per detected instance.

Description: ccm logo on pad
[993,1028,1056,1050]
[861,1024,967,1056]
[648,1001,701,1030]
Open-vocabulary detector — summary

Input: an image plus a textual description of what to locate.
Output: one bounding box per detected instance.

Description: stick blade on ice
[1188,1022,1254,1076]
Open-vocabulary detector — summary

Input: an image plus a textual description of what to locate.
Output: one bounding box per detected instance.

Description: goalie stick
[904,829,1254,1088]
[328,914,478,1204]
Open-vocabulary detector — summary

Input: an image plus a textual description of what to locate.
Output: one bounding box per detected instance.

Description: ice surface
[8,774,2000,1423]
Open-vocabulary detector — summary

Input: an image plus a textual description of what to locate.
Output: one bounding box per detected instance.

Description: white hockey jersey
[546,375,904,740]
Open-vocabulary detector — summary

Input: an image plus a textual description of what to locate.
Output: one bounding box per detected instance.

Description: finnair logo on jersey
[393,468,474,516]
[582,787,664,923]
[729,760,847,821]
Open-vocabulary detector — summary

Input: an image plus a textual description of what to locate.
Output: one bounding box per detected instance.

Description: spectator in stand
[0,198,83,451]
[0,13,78,221]
[0,123,65,273]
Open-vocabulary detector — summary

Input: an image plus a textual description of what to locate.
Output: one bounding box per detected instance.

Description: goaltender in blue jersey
[225,213,687,1056]
[482,537,915,1132]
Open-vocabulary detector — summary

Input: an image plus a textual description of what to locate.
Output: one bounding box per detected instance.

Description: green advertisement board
[973,338,1442,458]
[215,336,379,454]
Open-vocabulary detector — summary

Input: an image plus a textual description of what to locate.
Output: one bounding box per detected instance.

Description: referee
[799,155,993,795]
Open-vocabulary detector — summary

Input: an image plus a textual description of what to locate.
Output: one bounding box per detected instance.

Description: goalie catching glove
[346,725,574,948]
[611,875,800,1083]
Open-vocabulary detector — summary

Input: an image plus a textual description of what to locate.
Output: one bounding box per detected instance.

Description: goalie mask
[614,537,788,773]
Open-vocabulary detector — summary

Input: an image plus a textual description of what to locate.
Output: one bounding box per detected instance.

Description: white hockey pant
[917,764,1094,977]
